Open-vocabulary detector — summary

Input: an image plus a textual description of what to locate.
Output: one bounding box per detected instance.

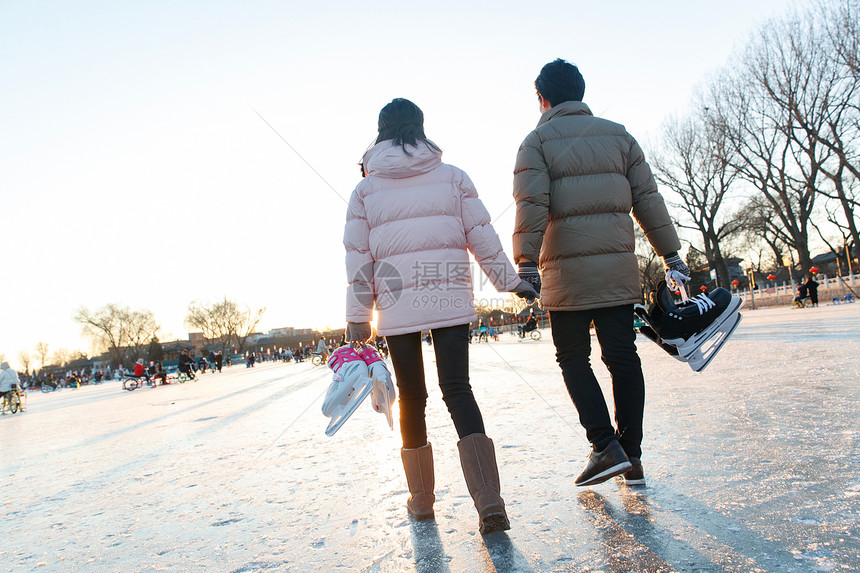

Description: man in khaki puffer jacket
[513,59,689,488]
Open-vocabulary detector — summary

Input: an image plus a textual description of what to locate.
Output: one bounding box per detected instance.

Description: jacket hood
[0,362,8,370]
[537,101,593,127]
[362,140,442,179]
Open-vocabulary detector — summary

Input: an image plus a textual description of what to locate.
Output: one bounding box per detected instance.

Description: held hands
[514,262,541,303]
[663,253,691,293]
[346,322,372,343]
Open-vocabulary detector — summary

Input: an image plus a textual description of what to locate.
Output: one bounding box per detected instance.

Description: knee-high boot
[400,442,435,520]
[457,433,511,534]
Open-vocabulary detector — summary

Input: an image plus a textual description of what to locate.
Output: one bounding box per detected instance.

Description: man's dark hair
[535,59,585,106]
[376,98,441,155]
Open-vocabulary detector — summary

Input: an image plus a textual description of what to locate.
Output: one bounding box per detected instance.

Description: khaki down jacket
[344,140,520,336]
[513,101,680,311]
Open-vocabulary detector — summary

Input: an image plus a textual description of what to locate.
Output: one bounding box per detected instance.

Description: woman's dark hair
[535,59,585,107]
[376,98,440,155]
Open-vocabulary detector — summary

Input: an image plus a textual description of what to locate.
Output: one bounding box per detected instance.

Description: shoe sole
[576,461,633,487]
[623,477,646,486]
[479,512,511,535]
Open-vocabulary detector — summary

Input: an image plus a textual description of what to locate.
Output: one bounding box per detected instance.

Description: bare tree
[734,196,792,271]
[17,351,31,374]
[34,341,50,370]
[74,304,159,368]
[823,0,859,75]
[708,32,821,274]
[125,310,159,363]
[810,0,860,263]
[185,297,265,355]
[501,293,525,316]
[761,5,860,273]
[51,348,72,368]
[653,109,742,288]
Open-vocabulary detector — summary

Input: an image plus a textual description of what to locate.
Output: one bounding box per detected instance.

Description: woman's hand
[346,322,372,343]
[511,279,540,303]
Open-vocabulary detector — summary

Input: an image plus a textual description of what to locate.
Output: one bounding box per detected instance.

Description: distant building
[268,327,295,338]
[188,332,207,354]
[245,332,266,344]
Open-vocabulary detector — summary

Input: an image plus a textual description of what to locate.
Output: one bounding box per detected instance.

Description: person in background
[178,349,196,380]
[804,273,819,307]
[794,281,810,307]
[519,310,538,338]
[133,358,151,385]
[316,337,329,364]
[149,361,168,386]
[0,361,20,404]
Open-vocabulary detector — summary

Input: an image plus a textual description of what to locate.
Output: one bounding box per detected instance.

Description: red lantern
[700,285,708,292]
[731,280,740,288]
[809,267,819,274]
[767,274,776,281]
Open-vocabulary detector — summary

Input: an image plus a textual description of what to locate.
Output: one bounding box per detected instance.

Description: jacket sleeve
[344,186,375,323]
[627,136,681,257]
[457,170,521,292]
[512,130,550,265]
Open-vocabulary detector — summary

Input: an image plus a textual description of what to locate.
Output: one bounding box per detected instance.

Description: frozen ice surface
[2,303,859,572]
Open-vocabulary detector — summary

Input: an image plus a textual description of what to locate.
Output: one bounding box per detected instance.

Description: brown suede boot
[400,442,435,520]
[457,433,511,534]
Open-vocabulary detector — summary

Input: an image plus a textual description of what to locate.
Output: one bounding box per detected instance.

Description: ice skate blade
[324,378,374,437]
[371,376,395,430]
[685,313,742,372]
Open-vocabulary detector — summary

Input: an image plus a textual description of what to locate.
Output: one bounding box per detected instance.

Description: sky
[0,0,800,369]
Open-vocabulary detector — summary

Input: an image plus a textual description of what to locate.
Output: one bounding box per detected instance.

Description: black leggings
[386,324,485,449]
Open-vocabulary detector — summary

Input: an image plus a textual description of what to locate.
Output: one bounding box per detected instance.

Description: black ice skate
[635,281,743,372]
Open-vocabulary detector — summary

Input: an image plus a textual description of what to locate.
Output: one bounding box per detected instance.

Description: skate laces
[690,294,716,315]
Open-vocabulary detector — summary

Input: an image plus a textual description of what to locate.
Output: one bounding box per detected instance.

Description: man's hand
[346,322,372,343]
[517,262,541,296]
[663,253,691,293]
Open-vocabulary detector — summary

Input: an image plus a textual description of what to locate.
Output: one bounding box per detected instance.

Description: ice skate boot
[636,281,743,372]
[322,345,375,437]
[357,345,396,430]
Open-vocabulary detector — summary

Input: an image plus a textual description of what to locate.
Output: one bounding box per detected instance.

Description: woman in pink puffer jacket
[342,98,538,534]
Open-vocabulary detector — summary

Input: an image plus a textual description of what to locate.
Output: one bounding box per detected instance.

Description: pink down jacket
[344,140,521,337]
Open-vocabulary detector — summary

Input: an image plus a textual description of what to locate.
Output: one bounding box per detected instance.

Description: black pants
[386,324,484,449]
[550,305,645,459]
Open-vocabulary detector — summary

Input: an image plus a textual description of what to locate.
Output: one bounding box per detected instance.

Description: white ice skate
[322,346,375,437]
[636,281,744,372]
[357,345,396,430]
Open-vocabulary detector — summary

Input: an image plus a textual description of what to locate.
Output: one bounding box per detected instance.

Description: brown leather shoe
[575,440,632,487]
[622,457,646,486]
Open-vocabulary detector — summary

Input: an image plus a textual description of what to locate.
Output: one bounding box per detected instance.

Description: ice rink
[2,302,859,572]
